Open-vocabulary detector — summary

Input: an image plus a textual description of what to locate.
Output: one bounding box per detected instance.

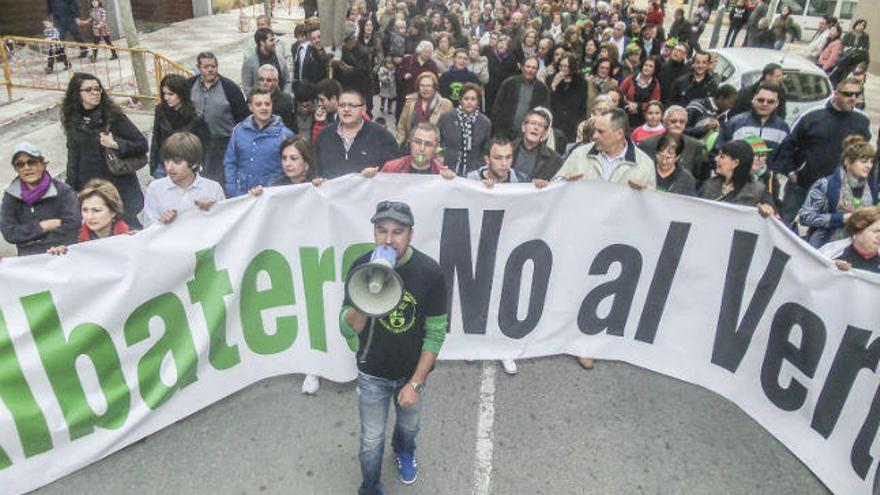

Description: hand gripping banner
[0,175,878,494]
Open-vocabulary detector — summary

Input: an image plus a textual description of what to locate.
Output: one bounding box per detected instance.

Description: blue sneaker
[396,452,418,485]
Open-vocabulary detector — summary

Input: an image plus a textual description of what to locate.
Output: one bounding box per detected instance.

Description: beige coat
[554,141,656,188]
[396,94,454,145]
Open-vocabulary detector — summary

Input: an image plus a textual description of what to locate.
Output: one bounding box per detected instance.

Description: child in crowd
[80,0,118,61]
[377,57,397,115]
[631,100,665,144]
[42,17,70,74]
[143,132,225,227]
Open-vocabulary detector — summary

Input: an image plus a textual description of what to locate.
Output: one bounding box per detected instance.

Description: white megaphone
[345,245,404,317]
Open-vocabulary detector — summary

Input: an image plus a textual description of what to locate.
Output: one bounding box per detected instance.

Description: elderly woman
[699,140,775,217]
[820,206,880,274]
[432,33,455,73]
[396,71,453,146]
[438,83,492,176]
[1,142,80,256]
[654,133,696,196]
[62,72,148,228]
[467,42,489,85]
[798,136,878,248]
[395,40,438,119]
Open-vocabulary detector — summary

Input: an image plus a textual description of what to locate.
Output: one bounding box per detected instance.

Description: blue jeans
[357,371,422,495]
[780,181,808,231]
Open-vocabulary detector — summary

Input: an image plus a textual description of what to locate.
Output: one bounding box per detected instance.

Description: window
[740,71,762,89]
[714,55,735,84]
[807,0,838,17]
[777,0,806,15]
[781,72,832,102]
[840,1,859,19]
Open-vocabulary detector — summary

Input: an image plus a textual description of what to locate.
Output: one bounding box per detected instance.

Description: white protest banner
[0,175,877,494]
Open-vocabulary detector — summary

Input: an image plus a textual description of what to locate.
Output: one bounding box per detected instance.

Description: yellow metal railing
[0,36,194,102]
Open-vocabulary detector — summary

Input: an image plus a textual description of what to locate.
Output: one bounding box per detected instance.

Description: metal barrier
[0,36,194,102]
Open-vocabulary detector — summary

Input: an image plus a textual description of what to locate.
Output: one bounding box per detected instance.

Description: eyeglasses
[839,90,861,98]
[525,119,548,129]
[13,157,43,169]
[755,98,777,105]
[338,102,365,109]
[258,77,278,82]
[656,151,677,160]
[410,138,437,148]
[80,87,103,94]
[665,119,687,125]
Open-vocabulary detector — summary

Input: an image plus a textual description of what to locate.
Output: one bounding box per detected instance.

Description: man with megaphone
[340,200,448,494]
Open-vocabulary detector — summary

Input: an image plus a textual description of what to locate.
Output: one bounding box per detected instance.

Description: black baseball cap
[370,201,414,226]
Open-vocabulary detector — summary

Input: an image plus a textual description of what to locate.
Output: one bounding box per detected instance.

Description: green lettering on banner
[123,293,199,410]
[240,250,298,354]
[23,292,130,441]
[0,309,53,469]
[299,247,336,352]
[341,243,375,279]
[187,247,240,370]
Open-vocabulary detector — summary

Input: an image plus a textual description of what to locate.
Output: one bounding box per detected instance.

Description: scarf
[412,92,440,126]
[20,171,52,206]
[455,106,477,176]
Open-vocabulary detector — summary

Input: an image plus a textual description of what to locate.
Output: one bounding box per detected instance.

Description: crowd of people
[2,2,879,491]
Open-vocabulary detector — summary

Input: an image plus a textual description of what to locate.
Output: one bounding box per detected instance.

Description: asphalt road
[32,357,827,495]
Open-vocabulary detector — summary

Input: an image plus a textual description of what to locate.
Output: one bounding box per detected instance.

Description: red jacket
[620,75,661,114]
[77,220,130,242]
[380,155,448,174]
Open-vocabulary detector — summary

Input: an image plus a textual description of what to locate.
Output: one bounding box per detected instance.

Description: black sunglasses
[376,201,412,215]
[839,90,861,98]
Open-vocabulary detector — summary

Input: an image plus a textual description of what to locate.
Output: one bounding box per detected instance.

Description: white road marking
[472,361,497,495]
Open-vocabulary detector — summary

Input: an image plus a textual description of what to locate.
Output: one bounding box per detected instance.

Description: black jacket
[1,177,80,256]
[491,75,551,140]
[65,109,148,225]
[657,60,690,104]
[670,71,718,106]
[47,0,79,19]
[511,138,562,181]
[315,120,402,178]
[149,108,212,177]
[547,75,587,143]
[292,44,329,84]
[188,74,249,125]
[770,101,871,188]
[270,89,297,137]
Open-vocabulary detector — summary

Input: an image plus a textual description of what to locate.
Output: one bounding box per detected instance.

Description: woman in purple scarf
[1,143,81,256]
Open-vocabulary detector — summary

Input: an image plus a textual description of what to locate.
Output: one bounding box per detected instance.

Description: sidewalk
[0,6,302,129]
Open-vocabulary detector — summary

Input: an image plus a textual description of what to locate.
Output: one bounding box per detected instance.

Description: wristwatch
[410,381,425,393]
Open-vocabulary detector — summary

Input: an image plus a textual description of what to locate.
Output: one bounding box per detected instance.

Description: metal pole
[263,0,273,22]
[0,39,13,101]
[766,0,779,24]
[709,5,725,49]
[115,0,153,105]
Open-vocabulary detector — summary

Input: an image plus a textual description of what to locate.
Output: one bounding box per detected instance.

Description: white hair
[258,64,279,77]
[416,40,434,54]
[663,105,687,120]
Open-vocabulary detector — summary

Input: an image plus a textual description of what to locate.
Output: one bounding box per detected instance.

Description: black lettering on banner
[498,240,553,339]
[711,231,790,373]
[439,209,504,334]
[760,302,826,411]
[634,222,691,344]
[852,384,880,480]
[578,244,642,336]
[812,326,880,438]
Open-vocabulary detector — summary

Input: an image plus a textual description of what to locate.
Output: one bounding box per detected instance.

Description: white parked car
[709,48,833,126]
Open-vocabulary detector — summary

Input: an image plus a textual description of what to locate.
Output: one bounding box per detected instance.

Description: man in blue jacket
[770,78,871,228]
[713,82,790,162]
[223,88,294,197]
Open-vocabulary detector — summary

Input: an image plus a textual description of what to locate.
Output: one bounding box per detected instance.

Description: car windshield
[740,71,831,102]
